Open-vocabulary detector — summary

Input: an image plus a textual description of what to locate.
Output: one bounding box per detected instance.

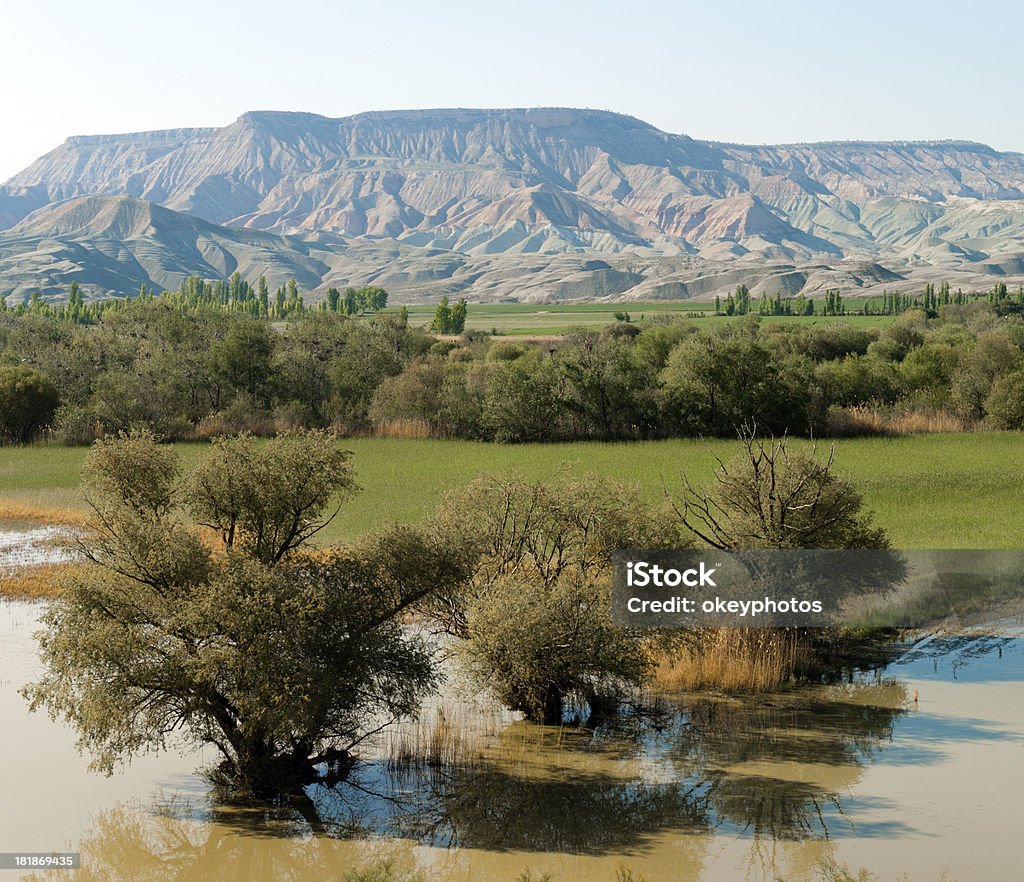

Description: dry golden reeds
[647,628,802,693]
[824,405,967,437]
[0,562,80,600]
[372,419,434,440]
[0,501,88,528]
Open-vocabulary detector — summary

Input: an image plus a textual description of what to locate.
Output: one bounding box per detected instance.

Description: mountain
[3,108,1024,302]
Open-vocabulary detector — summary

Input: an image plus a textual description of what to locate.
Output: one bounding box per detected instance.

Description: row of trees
[2,297,1024,446]
[368,304,1024,439]
[711,282,997,318]
[26,429,888,796]
[0,276,390,322]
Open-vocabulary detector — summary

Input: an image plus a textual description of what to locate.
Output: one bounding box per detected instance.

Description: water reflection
[671,684,910,841]
[8,591,1022,882]
[24,802,425,882]
[34,685,913,877]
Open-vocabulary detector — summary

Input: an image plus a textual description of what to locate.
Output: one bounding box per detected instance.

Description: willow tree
[24,430,467,796]
[433,475,681,724]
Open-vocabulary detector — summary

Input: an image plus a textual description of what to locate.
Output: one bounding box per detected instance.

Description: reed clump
[372,419,433,439]
[0,501,88,527]
[0,562,79,599]
[647,628,803,693]
[824,405,967,436]
[386,707,503,773]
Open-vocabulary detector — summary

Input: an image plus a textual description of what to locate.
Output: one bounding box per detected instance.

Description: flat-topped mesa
[2,107,1024,294]
[63,127,216,148]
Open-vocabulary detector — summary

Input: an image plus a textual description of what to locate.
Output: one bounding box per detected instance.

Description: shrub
[0,365,60,443]
[435,474,681,722]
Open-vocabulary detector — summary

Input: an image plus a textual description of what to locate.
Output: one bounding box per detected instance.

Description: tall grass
[648,629,803,693]
[0,501,88,527]
[372,419,433,440]
[0,562,76,599]
[385,707,504,773]
[825,405,968,436]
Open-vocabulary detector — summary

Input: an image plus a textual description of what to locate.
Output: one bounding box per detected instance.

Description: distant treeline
[715,282,1018,317]
[1,288,1024,445]
[0,275,388,322]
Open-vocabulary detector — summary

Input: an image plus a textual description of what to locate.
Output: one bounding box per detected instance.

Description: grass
[0,562,80,599]
[395,301,895,335]
[2,433,1023,548]
[648,629,803,693]
[386,706,504,774]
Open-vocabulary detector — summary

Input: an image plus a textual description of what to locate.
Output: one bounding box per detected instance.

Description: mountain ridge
[4,108,1024,302]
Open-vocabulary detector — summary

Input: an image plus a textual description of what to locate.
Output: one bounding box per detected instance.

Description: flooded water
[2,598,1023,882]
[0,524,76,576]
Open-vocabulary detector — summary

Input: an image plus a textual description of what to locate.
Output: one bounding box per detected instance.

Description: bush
[435,474,681,722]
[675,431,890,549]
[0,365,60,443]
[462,570,646,723]
[984,369,1024,429]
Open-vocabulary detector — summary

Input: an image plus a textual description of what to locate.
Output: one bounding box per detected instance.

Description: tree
[343,288,358,316]
[0,365,60,443]
[481,353,564,442]
[257,276,270,317]
[667,431,900,685]
[449,298,467,334]
[23,430,470,796]
[431,297,452,333]
[433,475,680,723]
[210,319,275,404]
[674,430,889,550]
[659,330,810,436]
[950,330,1022,421]
[734,284,751,316]
[556,331,656,439]
[984,368,1024,428]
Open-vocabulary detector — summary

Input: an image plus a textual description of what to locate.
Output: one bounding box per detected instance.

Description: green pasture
[396,301,895,335]
[1,433,1021,548]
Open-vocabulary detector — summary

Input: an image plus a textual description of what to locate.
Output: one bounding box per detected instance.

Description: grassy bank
[1,432,1022,547]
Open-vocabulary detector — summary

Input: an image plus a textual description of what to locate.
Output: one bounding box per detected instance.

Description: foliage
[2,294,1024,445]
[434,475,681,722]
[22,430,467,795]
[0,365,60,443]
[674,430,890,550]
[430,296,468,334]
[983,368,1024,429]
[660,329,810,435]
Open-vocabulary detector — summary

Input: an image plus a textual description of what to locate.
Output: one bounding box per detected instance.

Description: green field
[2,434,1021,548]
[397,301,896,335]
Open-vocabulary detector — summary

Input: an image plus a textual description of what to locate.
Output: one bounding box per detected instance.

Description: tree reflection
[671,682,908,839]
[26,682,911,881]
[24,802,423,882]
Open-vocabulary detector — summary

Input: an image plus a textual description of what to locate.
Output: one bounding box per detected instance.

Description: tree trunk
[542,685,563,726]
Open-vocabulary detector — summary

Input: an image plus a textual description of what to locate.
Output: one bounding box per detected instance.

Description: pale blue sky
[2,0,1020,182]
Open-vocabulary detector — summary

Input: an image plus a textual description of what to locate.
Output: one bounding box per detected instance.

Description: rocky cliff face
[3,108,1024,301]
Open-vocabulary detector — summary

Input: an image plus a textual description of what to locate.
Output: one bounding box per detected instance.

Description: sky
[2,0,1022,182]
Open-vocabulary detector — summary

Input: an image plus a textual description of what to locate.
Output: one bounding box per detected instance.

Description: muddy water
[2,597,1022,882]
[0,525,76,576]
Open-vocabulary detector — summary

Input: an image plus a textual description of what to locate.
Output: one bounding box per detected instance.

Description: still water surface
[2,598,1022,882]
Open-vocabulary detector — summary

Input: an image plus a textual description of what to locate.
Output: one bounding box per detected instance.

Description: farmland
[398,300,897,336]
